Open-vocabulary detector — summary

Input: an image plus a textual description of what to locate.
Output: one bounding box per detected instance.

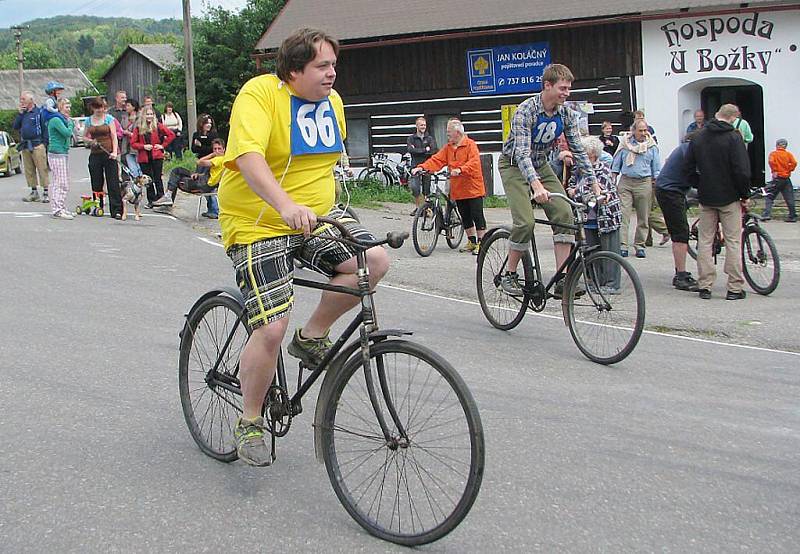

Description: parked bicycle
[411,171,464,256]
[476,193,645,365]
[179,217,485,546]
[687,187,780,295]
[357,152,412,188]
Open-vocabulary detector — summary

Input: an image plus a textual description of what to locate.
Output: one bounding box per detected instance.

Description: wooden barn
[100,44,178,105]
[253,0,800,188]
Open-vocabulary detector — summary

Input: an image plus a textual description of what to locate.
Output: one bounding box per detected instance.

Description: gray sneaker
[152,194,173,207]
[500,272,523,296]
[22,189,39,202]
[41,189,49,203]
[234,416,272,467]
[287,328,332,368]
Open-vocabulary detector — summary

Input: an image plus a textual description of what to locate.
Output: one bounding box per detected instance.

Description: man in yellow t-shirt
[153,138,226,217]
[219,28,390,467]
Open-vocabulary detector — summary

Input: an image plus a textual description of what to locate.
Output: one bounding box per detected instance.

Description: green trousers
[499,155,574,251]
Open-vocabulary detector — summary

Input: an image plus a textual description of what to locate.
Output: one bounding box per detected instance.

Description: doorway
[701,85,765,185]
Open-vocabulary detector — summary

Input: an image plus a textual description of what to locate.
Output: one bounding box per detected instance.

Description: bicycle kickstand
[270,432,277,464]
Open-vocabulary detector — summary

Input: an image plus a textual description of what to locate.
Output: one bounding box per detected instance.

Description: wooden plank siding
[103,51,164,105]
[334,22,641,160]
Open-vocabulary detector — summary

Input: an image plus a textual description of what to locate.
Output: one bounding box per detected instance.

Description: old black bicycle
[178,217,484,546]
[476,193,645,365]
[687,187,780,295]
[411,171,464,256]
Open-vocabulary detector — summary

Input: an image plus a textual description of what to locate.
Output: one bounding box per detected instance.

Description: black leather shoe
[726,290,746,300]
[698,289,711,300]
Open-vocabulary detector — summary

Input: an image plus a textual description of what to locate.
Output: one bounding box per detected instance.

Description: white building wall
[640,9,800,167]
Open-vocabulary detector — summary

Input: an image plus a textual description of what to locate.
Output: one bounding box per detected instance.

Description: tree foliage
[158,0,284,138]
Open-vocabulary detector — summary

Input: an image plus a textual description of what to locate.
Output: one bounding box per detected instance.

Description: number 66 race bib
[290,96,343,156]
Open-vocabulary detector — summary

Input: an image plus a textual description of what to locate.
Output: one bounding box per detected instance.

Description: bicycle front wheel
[364,167,393,188]
[476,228,532,330]
[179,294,249,461]
[565,251,645,365]
[742,226,780,295]
[412,202,441,256]
[321,340,484,546]
[445,204,465,249]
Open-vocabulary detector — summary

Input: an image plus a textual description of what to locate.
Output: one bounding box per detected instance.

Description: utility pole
[11,25,28,98]
[182,0,197,139]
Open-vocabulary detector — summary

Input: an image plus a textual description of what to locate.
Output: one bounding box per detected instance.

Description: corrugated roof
[128,44,179,69]
[100,43,179,80]
[255,0,785,50]
[0,68,97,111]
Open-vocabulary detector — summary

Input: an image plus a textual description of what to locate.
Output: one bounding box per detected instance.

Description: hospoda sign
[660,12,794,76]
[467,42,550,95]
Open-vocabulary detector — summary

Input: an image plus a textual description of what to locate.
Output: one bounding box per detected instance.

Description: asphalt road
[1,149,798,552]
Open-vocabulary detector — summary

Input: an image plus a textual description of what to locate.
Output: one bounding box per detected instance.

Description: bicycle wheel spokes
[412,204,440,257]
[741,226,780,295]
[566,252,645,364]
[323,341,483,545]
[179,295,250,461]
[476,229,528,330]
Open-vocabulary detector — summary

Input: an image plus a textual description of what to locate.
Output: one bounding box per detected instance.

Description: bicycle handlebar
[315,216,408,250]
[545,191,607,210]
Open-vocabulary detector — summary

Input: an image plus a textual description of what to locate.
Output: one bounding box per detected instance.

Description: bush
[163,151,198,175]
[0,109,20,141]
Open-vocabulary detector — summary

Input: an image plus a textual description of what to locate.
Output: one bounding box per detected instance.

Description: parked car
[0,131,23,177]
[71,117,86,147]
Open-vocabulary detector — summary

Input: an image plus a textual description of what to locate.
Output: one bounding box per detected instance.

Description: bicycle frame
[198,223,411,449]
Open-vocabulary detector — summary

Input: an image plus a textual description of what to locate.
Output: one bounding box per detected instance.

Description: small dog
[121,174,152,221]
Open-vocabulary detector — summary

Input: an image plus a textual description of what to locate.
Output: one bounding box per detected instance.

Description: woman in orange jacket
[413,119,487,254]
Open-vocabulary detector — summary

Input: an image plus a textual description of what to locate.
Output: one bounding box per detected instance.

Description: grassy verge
[341,179,509,209]
[163,151,198,174]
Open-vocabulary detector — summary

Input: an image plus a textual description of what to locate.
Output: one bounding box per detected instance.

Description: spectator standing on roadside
[612,119,661,258]
[406,116,437,215]
[161,102,184,159]
[191,114,218,158]
[597,121,619,157]
[683,104,751,301]
[733,108,754,146]
[685,110,705,136]
[762,138,797,222]
[567,136,622,290]
[413,119,486,255]
[46,98,75,220]
[83,96,123,219]
[655,133,701,292]
[14,91,50,203]
[122,99,143,179]
[131,105,175,207]
[109,90,128,130]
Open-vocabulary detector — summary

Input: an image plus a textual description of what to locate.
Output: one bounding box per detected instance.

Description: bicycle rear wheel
[741,225,780,295]
[445,203,465,249]
[364,167,394,188]
[179,294,249,461]
[412,202,441,256]
[476,228,532,330]
[321,340,484,546]
[565,251,645,365]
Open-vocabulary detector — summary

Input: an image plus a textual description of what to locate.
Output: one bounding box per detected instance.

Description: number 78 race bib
[290,96,344,156]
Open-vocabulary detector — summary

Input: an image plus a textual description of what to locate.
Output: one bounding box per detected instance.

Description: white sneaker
[52,211,74,220]
[152,194,173,207]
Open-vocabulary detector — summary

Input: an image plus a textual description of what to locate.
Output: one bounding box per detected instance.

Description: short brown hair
[276,28,339,82]
[633,110,646,119]
[542,63,574,85]
[212,138,225,148]
[89,96,105,110]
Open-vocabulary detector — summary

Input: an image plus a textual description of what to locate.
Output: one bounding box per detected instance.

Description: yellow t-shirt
[208,156,224,186]
[219,74,346,248]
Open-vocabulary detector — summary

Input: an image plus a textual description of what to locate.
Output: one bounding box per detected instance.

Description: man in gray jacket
[406,116,437,215]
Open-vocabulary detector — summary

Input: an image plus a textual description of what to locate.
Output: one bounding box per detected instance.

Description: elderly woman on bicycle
[411,119,486,255]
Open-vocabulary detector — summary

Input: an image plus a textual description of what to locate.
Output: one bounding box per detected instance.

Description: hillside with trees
[0,16,182,84]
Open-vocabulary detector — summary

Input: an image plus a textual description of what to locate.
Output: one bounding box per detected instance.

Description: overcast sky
[0,0,249,28]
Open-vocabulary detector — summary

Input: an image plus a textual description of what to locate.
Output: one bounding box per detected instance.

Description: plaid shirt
[568,160,621,234]
[502,94,596,186]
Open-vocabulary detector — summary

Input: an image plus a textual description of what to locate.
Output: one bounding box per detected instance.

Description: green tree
[158,0,284,138]
[0,41,59,70]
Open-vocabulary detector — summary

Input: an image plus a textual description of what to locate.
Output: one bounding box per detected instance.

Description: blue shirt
[612,137,661,179]
[656,143,691,193]
[12,106,47,149]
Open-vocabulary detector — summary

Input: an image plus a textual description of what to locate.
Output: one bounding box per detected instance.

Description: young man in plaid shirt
[498,64,601,296]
